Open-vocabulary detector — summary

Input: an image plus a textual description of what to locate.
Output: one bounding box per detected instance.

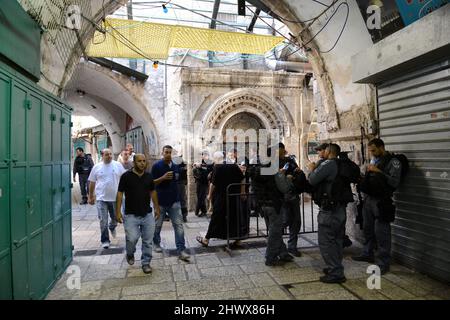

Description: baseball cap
[314,143,329,151]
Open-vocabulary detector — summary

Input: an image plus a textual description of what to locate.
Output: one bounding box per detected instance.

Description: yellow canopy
[87,18,285,60]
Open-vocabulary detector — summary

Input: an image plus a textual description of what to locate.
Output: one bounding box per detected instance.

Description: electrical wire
[85,12,280,69]
[266,0,333,24]
[311,0,330,7]
[102,0,306,59]
[316,1,349,53]
[246,5,299,47]
[41,71,63,89]
[247,1,344,59]
[280,1,348,57]
[111,0,252,33]
[85,0,350,69]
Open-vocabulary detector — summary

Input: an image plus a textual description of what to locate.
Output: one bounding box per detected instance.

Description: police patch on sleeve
[392,159,401,169]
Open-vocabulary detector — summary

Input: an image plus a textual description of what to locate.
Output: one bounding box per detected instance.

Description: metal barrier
[225,183,318,253]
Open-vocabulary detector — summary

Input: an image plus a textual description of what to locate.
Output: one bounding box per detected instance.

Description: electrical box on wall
[367,119,378,135]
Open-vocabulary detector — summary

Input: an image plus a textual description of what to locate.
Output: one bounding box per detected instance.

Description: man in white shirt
[117,143,136,163]
[88,148,126,248]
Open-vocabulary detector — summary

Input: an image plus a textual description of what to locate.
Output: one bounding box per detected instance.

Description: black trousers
[196,183,208,215]
[79,173,89,201]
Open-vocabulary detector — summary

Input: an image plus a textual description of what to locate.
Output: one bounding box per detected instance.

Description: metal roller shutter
[377,59,450,282]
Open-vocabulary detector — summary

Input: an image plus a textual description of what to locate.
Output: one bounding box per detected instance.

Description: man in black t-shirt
[116,154,160,274]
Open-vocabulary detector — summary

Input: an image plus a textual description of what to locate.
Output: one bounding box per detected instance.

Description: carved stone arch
[201,88,294,133]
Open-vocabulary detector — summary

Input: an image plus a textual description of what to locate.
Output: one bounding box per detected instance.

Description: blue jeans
[124,213,155,266]
[153,202,186,253]
[96,200,117,244]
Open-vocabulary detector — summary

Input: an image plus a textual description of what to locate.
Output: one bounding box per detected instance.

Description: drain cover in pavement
[74,249,98,257]
[100,247,124,255]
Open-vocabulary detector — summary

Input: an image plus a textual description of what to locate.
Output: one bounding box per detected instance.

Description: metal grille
[17,0,92,73]
[377,59,450,282]
[125,126,145,154]
[225,183,318,254]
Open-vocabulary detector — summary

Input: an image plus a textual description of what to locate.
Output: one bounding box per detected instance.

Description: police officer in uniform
[248,145,294,266]
[308,143,347,283]
[352,138,402,275]
[278,143,305,257]
[73,147,94,205]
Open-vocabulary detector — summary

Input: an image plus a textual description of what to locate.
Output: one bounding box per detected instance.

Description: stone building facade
[170,68,312,210]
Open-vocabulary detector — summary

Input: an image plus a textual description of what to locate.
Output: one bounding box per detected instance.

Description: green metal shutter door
[377,59,450,282]
[61,110,72,268]
[52,105,64,277]
[0,70,12,299]
[42,101,54,292]
[10,81,29,299]
[1,61,73,299]
[26,92,44,299]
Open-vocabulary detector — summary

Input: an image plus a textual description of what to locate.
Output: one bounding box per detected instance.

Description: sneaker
[320,275,346,284]
[142,265,152,274]
[351,255,375,263]
[178,251,191,262]
[279,254,294,262]
[102,242,110,249]
[288,249,302,257]
[80,200,87,205]
[126,254,135,266]
[154,244,163,253]
[110,228,117,239]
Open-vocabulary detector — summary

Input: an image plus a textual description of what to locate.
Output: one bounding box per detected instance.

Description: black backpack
[337,153,362,184]
[331,157,361,204]
[393,153,409,179]
[359,152,409,197]
[313,157,360,207]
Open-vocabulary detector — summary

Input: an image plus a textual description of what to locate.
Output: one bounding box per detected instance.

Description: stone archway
[200,88,294,133]
[222,112,265,134]
[65,61,162,157]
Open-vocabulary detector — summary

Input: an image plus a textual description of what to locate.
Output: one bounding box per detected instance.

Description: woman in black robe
[196,152,247,247]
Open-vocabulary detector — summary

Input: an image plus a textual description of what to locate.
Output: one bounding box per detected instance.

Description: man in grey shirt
[308,143,347,284]
[352,138,402,275]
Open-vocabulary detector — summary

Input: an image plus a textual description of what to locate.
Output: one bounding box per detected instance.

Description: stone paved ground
[46,202,450,300]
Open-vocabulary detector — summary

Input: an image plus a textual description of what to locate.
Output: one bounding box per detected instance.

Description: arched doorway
[221,112,265,163]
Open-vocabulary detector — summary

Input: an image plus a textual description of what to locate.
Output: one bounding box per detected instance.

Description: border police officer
[308,143,347,284]
[352,138,402,275]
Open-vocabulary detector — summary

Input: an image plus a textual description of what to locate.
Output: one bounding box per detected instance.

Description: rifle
[355,184,364,230]
[355,126,366,229]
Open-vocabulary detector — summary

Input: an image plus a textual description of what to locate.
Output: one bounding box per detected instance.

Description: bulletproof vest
[313,159,355,208]
[359,153,395,198]
[248,165,282,208]
[76,156,92,173]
